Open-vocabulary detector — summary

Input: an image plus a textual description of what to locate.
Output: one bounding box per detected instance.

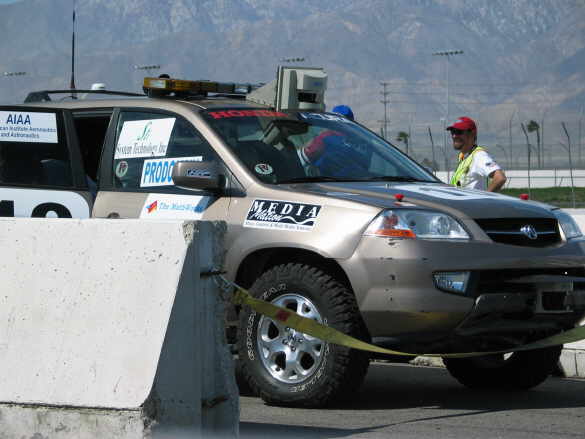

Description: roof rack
[24,89,145,103]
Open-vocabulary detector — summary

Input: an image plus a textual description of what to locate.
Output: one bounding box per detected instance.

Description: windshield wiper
[277,176,361,184]
[363,176,436,183]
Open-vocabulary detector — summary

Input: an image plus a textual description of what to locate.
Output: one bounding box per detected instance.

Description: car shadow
[332,362,585,411]
[239,422,380,438]
[239,362,585,438]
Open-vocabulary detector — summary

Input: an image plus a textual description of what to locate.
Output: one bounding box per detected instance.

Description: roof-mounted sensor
[247,66,327,112]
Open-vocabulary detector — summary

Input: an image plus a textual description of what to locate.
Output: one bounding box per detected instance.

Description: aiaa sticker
[254,163,273,175]
[244,199,321,232]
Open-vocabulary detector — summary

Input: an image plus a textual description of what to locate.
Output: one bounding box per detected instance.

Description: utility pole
[380,81,390,139]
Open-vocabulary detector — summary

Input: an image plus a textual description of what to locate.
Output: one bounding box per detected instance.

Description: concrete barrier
[0,218,238,438]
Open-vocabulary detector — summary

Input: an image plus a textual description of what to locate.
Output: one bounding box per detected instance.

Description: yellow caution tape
[223,276,585,358]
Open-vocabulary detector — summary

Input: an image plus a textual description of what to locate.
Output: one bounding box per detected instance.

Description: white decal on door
[0,188,90,218]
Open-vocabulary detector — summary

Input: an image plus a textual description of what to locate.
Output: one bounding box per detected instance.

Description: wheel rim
[257,293,326,384]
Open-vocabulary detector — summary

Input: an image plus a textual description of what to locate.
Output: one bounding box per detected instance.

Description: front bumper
[340,236,585,347]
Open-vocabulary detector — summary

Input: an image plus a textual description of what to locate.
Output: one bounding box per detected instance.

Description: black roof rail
[24,89,145,103]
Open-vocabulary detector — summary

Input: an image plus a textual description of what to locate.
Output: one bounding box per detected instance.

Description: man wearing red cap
[447,116,507,192]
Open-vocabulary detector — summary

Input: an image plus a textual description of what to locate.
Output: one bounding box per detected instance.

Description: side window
[0,110,73,187]
[72,112,112,182]
[112,111,216,192]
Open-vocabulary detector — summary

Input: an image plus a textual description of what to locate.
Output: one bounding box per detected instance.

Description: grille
[474,267,585,298]
[475,218,561,247]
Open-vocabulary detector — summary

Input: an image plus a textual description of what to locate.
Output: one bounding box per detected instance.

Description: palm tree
[526,120,541,168]
[396,131,410,155]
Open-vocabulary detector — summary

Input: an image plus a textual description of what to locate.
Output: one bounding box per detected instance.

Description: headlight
[364,209,470,240]
[554,209,583,239]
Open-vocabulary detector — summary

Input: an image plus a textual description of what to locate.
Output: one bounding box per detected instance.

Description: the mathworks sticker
[140,194,210,219]
[145,200,158,213]
[140,156,202,187]
[244,199,321,232]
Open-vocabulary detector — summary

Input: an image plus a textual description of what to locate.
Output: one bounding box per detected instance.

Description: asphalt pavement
[240,362,585,439]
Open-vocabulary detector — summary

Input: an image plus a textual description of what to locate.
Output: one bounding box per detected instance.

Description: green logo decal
[136,121,152,142]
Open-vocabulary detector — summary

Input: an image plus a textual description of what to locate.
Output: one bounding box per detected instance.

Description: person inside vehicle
[447,116,507,192]
[298,105,370,177]
[330,104,354,121]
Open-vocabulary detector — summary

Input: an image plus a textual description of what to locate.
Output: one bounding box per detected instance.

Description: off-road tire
[237,263,370,407]
[443,345,563,390]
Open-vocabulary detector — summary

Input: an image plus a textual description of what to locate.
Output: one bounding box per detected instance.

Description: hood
[284,181,556,220]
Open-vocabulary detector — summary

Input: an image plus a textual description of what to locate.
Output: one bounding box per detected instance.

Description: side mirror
[171,161,224,193]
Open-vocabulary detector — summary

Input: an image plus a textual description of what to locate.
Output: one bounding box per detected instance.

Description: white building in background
[435,169,585,189]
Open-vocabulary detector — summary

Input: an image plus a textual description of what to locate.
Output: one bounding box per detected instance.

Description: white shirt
[461,149,501,191]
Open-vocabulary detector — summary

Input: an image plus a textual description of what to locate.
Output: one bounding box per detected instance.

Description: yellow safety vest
[450,146,486,187]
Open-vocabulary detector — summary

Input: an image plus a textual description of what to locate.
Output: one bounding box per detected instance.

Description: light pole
[134,64,161,77]
[433,50,463,175]
[494,143,510,170]
[279,57,306,64]
[539,106,549,169]
[579,104,583,166]
[3,71,26,77]
[508,109,516,169]
[432,50,464,123]
[2,71,27,99]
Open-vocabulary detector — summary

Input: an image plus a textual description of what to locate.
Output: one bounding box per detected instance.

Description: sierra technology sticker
[114,118,176,159]
[244,199,321,232]
[139,194,210,219]
[0,111,58,143]
[140,156,203,187]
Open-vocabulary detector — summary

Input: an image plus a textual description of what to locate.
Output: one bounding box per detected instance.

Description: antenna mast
[70,0,76,95]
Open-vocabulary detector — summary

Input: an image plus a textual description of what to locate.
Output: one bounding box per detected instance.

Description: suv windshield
[201,108,437,184]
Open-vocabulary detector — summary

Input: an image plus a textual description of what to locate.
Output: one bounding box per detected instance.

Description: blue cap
[332,105,354,121]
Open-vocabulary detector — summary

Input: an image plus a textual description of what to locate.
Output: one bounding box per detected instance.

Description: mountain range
[1,0,584,169]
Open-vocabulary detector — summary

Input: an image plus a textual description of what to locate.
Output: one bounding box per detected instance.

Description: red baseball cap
[446,116,477,132]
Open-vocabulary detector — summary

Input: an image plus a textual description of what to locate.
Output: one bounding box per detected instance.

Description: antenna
[70,0,77,98]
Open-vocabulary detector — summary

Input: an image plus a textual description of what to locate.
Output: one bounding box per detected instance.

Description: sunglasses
[450,129,469,135]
